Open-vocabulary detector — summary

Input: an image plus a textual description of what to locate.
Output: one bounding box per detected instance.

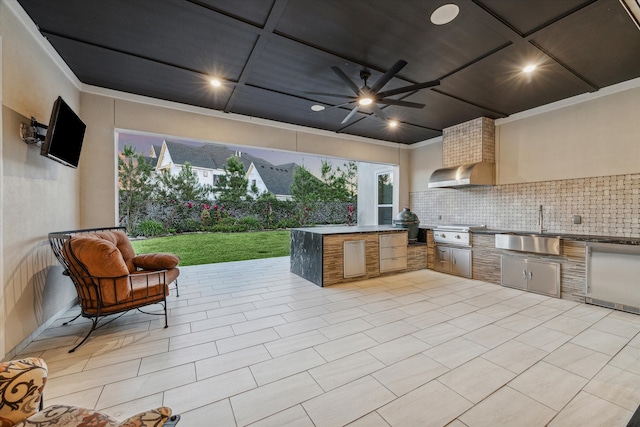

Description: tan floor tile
[216,328,280,354]
[165,367,256,414]
[515,326,573,352]
[97,363,196,409]
[548,391,632,427]
[139,340,218,375]
[495,313,544,333]
[424,337,488,369]
[439,357,515,403]
[458,386,556,427]
[411,322,467,346]
[264,330,329,358]
[309,351,385,391]
[168,325,234,351]
[231,372,323,426]
[541,315,592,335]
[303,376,395,427]
[314,332,378,362]
[319,318,373,340]
[248,405,314,427]
[250,348,325,386]
[46,386,103,409]
[378,380,472,427]
[446,312,495,331]
[232,314,287,335]
[274,316,330,338]
[196,345,271,380]
[373,353,449,396]
[481,340,548,374]
[178,399,236,427]
[570,328,629,356]
[592,316,640,338]
[463,324,518,349]
[367,335,431,365]
[363,308,411,327]
[544,342,611,378]
[364,320,418,343]
[100,393,164,421]
[346,411,390,426]
[509,361,587,411]
[584,365,640,411]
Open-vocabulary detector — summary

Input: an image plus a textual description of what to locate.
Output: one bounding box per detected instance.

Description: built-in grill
[432,225,486,277]
[433,224,486,247]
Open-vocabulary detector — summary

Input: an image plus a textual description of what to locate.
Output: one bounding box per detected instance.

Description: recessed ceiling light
[388,120,399,128]
[358,97,373,106]
[522,64,537,73]
[430,4,460,25]
[209,78,222,87]
[311,104,325,111]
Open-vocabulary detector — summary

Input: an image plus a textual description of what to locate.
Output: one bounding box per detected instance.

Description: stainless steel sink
[495,233,562,255]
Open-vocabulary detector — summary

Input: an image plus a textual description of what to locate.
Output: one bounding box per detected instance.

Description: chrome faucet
[538,205,547,234]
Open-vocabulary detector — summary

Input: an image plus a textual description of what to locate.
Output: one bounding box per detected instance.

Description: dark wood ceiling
[17,0,640,144]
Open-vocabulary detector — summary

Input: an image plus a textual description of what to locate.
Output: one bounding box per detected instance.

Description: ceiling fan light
[358,97,373,106]
[209,78,222,87]
[311,104,325,111]
[430,4,459,25]
[523,64,537,73]
[388,120,399,128]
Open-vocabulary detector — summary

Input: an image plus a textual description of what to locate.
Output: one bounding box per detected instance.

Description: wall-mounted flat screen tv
[40,96,86,168]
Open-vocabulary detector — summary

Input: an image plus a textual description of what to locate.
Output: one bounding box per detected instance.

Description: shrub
[174,218,202,233]
[274,218,300,229]
[135,219,166,237]
[238,216,264,230]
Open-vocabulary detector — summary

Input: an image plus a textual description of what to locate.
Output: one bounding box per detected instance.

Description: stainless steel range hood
[428,162,495,188]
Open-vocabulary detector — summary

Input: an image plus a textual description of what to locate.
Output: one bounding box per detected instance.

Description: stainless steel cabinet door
[501,256,528,290]
[527,260,560,297]
[451,248,472,278]
[434,246,451,273]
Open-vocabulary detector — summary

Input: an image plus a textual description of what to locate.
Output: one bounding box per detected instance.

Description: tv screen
[40,96,86,168]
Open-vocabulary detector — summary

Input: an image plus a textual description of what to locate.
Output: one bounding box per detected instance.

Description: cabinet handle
[452,258,457,265]
[522,270,527,279]
[528,271,533,280]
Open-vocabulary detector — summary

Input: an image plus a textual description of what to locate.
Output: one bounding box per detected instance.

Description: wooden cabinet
[380,233,407,273]
[434,246,472,278]
[501,255,560,297]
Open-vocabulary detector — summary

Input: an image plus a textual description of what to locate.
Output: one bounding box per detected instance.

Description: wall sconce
[20,117,47,145]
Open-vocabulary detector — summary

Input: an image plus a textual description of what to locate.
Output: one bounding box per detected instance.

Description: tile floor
[17,257,640,426]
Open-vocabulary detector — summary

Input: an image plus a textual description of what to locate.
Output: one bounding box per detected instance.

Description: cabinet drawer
[381,246,408,259]
[380,256,407,272]
[380,233,407,248]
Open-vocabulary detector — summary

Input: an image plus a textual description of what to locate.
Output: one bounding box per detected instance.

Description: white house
[153,140,297,199]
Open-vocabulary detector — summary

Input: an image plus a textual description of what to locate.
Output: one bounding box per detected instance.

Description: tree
[215,156,249,205]
[155,162,211,202]
[290,165,323,205]
[340,161,358,201]
[318,160,354,202]
[118,145,153,233]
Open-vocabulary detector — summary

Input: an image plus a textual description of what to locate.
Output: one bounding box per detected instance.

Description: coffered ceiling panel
[17,0,640,144]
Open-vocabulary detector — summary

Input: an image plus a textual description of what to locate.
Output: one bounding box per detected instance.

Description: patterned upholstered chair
[48,227,180,352]
[0,357,180,426]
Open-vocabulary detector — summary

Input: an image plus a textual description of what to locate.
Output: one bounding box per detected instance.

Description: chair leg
[63,312,83,326]
[163,300,168,329]
[174,279,179,297]
[69,317,99,353]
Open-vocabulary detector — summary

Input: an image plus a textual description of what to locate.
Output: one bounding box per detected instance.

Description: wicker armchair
[0,357,180,426]
[48,227,180,352]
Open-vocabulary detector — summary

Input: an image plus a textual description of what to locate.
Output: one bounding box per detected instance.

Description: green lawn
[131,231,291,266]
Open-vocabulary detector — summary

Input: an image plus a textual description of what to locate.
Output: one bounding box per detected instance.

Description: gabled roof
[252,161,298,196]
[162,140,299,195]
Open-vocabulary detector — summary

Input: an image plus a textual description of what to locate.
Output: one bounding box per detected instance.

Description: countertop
[292,225,407,235]
[419,225,640,246]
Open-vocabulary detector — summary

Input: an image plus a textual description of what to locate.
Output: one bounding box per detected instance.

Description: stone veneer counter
[290,226,425,286]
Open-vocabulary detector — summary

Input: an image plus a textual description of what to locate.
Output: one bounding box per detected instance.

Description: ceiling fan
[309,59,440,125]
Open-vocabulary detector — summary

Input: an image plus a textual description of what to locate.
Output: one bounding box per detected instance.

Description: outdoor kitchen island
[290,226,427,287]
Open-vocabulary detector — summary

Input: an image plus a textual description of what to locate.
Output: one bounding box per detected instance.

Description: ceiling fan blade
[305,91,356,99]
[331,66,361,96]
[371,104,388,122]
[370,59,408,93]
[341,105,360,124]
[316,101,356,112]
[377,79,440,98]
[376,99,425,108]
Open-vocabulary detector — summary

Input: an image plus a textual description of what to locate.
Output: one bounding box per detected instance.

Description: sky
[117,131,353,177]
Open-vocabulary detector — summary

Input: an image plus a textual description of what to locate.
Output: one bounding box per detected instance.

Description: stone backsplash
[442,117,495,167]
[410,173,640,238]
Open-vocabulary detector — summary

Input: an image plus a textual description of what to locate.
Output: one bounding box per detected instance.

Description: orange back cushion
[95,230,136,273]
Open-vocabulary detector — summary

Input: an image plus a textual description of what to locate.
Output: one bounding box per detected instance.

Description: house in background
[152,140,298,200]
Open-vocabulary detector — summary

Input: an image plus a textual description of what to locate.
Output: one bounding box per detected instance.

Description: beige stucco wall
[496,85,640,184]
[1,0,81,359]
[79,91,408,229]
[408,83,640,192]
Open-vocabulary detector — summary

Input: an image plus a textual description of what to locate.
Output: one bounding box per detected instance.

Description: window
[251,179,257,187]
[377,172,393,225]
